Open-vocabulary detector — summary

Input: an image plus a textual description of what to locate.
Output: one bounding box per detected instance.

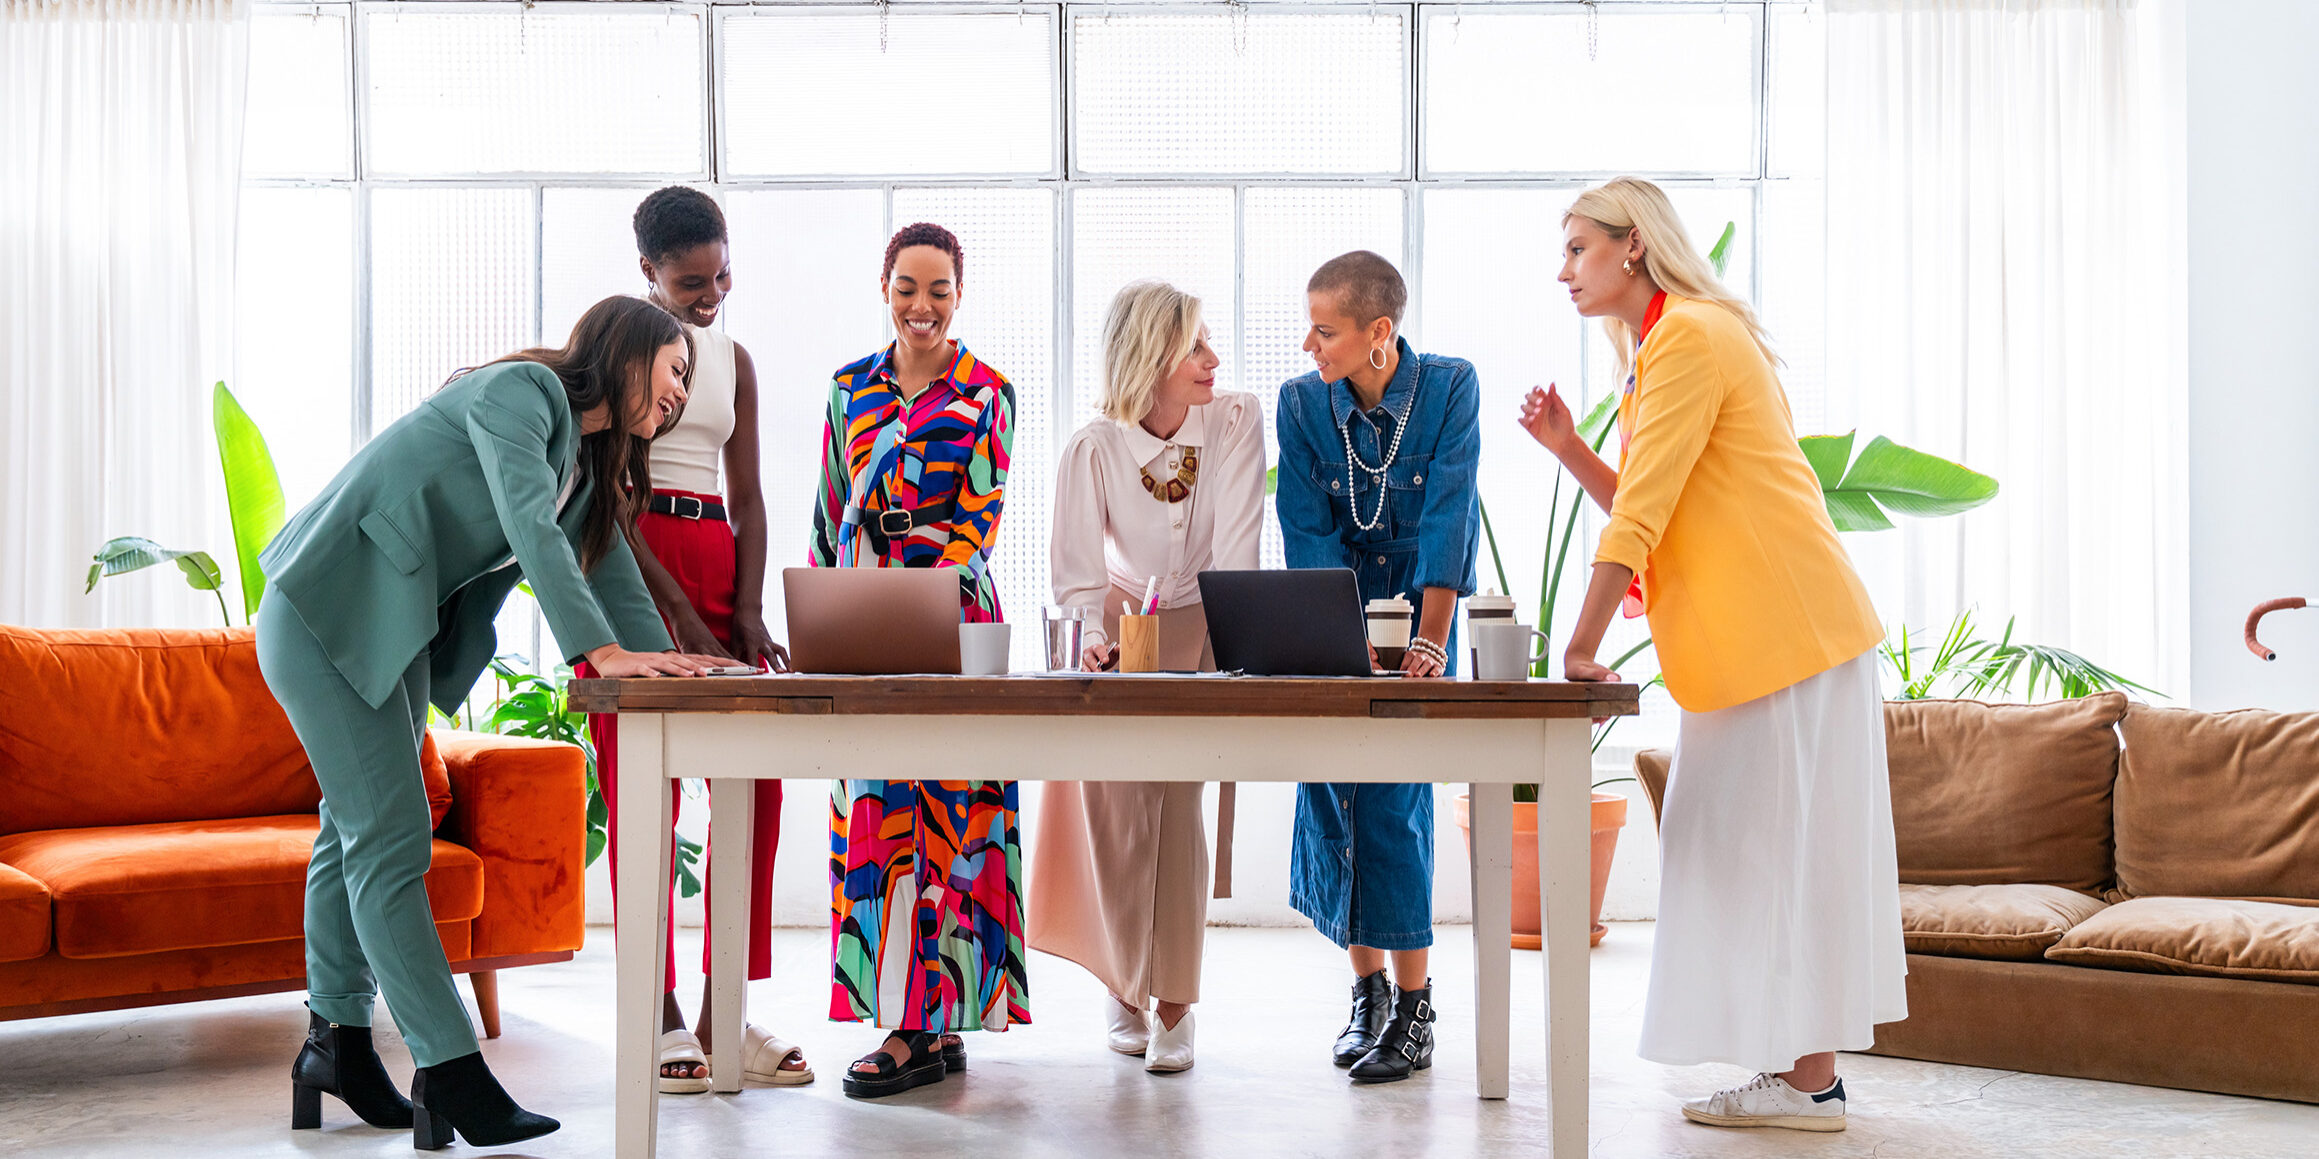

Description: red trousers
[584,490,781,991]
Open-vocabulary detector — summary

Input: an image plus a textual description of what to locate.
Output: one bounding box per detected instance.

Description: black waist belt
[648,494,726,521]
[864,503,953,555]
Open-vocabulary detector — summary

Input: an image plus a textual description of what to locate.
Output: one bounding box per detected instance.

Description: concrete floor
[4,922,2314,1158]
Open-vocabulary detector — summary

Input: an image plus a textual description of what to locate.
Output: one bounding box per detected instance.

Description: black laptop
[1196,568,1400,678]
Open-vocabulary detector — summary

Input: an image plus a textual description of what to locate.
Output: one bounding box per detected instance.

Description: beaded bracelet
[1406,636,1448,666]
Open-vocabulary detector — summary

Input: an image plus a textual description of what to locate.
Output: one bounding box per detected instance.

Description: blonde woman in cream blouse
[1027,280,1266,1075]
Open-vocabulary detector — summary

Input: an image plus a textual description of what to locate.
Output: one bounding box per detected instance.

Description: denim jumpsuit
[1274,337,1483,950]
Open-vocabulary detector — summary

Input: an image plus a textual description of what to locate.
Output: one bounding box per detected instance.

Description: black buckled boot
[1332,969,1396,1067]
[409,1050,560,1150]
[1349,981,1435,1084]
[291,1008,413,1130]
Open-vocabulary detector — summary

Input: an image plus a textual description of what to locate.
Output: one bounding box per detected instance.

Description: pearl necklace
[1340,377,1418,532]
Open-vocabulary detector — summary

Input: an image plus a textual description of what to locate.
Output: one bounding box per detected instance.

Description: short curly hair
[882,222,964,286]
[632,186,727,265]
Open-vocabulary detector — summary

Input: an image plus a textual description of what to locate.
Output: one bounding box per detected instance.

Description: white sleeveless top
[652,324,738,496]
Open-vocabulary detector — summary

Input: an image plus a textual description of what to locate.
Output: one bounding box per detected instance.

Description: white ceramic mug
[959,622,1012,676]
[1472,621,1549,681]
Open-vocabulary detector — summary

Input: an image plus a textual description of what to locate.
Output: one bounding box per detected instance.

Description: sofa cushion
[0,862,50,963]
[2046,897,2319,985]
[1900,883,2111,961]
[0,816,483,959]
[2115,704,2319,904]
[1884,692,2127,895]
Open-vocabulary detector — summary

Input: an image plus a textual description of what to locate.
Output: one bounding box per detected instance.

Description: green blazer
[262,360,673,714]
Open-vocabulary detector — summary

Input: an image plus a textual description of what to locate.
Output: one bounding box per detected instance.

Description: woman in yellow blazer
[1521,178,1906,1134]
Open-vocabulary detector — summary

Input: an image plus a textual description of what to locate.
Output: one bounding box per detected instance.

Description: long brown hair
[478,295,690,573]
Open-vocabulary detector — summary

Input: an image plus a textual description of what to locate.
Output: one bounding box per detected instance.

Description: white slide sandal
[656,1029,712,1094]
[716,1023,814,1087]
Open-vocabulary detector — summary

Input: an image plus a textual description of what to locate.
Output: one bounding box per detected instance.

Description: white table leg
[615,714,673,1159]
[1467,780,1513,1099]
[706,776,755,1094]
[1540,718,1593,1156]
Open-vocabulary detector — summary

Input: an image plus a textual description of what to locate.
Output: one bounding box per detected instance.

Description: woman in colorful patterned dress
[806,222,1027,1099]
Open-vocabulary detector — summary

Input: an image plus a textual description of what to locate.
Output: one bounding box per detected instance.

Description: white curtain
[1825,0,2188,699]
[1,0,249,629]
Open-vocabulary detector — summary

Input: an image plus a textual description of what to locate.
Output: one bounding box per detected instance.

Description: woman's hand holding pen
[1080,642,1120,672]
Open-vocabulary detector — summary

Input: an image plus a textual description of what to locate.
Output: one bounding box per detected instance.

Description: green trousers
[255,593,478,1067]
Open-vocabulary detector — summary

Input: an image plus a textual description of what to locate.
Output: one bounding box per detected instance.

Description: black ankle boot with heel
[290,1008,413,1130]
[1332,969,1396,1068]
[409,1051,560,1150]
[1349,981,1436,1083]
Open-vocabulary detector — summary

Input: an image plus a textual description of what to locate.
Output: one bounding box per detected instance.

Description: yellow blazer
[1594,295,1881,713]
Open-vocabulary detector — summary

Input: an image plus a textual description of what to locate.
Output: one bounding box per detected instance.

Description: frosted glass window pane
[235,186,354,508]
[363,6,705,176]
[1074,11,1407,176]
[1770,5,1827,178]
[893,188,1056,647]
[1424,8,1758,175]
[245,7,351,178]
[1241,187,1404,570]
[368,188,536,432]
[1762,178,1827,434]
[722,11,1055,178]
[542,187,679,348]
[1068,188,1235,435]
[720,189,889,643]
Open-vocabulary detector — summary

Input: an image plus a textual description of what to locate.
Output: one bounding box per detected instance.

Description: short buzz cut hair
[1306,250,1407,328]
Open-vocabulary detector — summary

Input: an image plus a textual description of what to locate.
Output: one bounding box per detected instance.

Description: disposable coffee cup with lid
[1468,589,1517,623]
[1366,594,1413,668]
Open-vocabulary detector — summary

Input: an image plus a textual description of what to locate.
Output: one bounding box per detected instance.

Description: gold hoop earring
[1369,346,1387,371]
[1622,259,1636,276]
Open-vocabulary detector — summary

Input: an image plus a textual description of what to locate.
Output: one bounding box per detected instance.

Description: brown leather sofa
[1637,690,2319,1103]
[0,624,588,1036]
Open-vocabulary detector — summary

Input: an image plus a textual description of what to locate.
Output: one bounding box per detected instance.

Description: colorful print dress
[809,341,1029,1032]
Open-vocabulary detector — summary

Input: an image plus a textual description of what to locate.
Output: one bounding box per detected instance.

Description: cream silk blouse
[1050,390,1268,647]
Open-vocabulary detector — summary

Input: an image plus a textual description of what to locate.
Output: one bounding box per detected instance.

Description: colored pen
[1139,576,1159,616]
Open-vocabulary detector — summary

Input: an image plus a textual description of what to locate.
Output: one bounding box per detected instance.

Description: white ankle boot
[1105,997,1149,1057]
[1145,1009,1195,1073]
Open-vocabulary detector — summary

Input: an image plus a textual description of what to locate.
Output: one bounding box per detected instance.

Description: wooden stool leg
[468,970,502,1039]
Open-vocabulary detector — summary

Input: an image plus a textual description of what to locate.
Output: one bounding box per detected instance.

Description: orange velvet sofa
[0,624,587,1036]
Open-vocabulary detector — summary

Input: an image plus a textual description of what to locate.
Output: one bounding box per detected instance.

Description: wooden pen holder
[1117,614,1160,673]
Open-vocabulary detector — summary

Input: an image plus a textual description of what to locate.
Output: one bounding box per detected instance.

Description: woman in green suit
[256,295,721,1149]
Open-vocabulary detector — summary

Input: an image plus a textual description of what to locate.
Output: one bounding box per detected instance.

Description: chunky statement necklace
[1340,378,1418,531]
[1140,447,1199,503]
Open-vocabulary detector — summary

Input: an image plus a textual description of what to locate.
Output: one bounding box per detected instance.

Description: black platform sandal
[1349,981,1436,1084]
[409,1051,560,1150]
[940,1032,967,1073]
[291,1008,413,1130]
[842,1031,948,1099]
[1333,970,1396,1067]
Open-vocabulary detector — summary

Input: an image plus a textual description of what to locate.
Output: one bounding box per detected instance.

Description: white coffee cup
[1472,621,1549,681]
[959,622,1012,676]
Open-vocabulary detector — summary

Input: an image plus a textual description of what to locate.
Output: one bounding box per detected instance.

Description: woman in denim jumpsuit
[1274,251,1481,1083]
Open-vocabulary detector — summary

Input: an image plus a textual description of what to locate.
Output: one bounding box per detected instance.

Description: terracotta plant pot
[1454,791,1631,949]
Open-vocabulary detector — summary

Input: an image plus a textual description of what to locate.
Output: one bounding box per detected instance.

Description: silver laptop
[781,567,962,675]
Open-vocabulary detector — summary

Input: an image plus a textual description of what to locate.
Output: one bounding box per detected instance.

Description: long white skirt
[1638,648,1909,1071]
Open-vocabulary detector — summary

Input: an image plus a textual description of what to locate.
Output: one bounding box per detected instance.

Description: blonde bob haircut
[1099,279,1205,424]
[1564,177,1779,380]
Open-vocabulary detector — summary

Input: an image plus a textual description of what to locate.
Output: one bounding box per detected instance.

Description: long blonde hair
[1099,280,1204,423]
[1564,177,1778,379]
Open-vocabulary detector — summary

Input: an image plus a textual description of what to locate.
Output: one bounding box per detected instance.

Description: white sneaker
[1680,1073,1847,1132]
[1106,997,1150,1057]
[1145,1009,1195,1074]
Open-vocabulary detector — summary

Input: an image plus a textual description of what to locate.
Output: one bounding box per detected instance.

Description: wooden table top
[567,673,1640,721]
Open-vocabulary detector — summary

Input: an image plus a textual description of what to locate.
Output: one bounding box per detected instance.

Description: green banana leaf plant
[214,381,288,620]
[85,537,229,625]
[83,382,287,625]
